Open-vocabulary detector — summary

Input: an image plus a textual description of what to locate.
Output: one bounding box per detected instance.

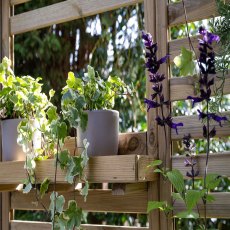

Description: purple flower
[183,134,192,150]
[198,110,228,126]
[203,125,216,138]
[199,26,220,44]
[187,96,204,107]
[149,73,165,83]
[144,98,160,111]
[156,116,183,134]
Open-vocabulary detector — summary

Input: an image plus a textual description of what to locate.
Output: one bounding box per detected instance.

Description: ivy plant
[61,65,131,130]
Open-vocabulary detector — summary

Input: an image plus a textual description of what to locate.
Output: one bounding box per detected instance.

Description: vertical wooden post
[144,0,160,230]
[155,0,173,229]
[1,1,12,230]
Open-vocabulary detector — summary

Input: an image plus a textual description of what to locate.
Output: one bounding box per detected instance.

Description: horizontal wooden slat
[0,155,156,186]
[10,0,30,5]
[172,152,230,177]
[170,73,230,101]
[168,0,218,27]
[171,112,230,140]
[11,221,148,230]
[174,192,230,218]
[11,188,147,213]
[11,0,143,35]
[64,132,147,156]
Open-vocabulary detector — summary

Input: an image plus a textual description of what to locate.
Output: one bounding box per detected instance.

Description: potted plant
[61,65,130,156]
[0,57,53,161]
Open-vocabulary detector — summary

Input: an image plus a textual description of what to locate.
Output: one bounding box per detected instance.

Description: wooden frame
[0,0,229,229]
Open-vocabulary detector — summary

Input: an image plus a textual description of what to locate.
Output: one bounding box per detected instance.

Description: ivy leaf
[23,182,33,194]
[166,169,185,195]
[58,150,70,170]
[49,192,65,219]
[174,47,196,76]
[175,210,199,219]
[40,178,50,198]
[147,201,166,213]
[64,200,82,229]
[80,181,89,201]
[54,213,68,230]
[57,122,67,143]
[47,106,58,122]
[185,190,202,211]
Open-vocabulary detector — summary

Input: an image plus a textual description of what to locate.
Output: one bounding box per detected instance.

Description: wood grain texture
[11,221,148,230]
[174,192,230,218]
[144,0,160,229]
[172,152,230,178]
[63,132,147,156]
[0,155,156,186]
[156,0,173,229]
[171,112,230,140]
[170,73,230,101]
[11,189,148,213]
[168,0,218,26]
[10,0,143,35]
[118,132,147,155]
[10,0,30,5]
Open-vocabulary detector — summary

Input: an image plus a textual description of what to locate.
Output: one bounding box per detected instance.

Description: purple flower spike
[199,26,220,44]
[144,98,160,111]
[209,127,216,138]
[209,114,228,127]
[158,55,169,64]
[187,96,204,107]
[165,116,183,134]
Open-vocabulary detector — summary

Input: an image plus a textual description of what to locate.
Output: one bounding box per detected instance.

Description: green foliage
[147,201,167,213]
[61,66,130,130]
[202,174,222,191]
[166,169,185,196]
[174,47,196,76]
[40,178,50,198]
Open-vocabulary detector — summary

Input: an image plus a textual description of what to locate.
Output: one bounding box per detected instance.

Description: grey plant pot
[1,118,25,161]
[77,110,119,156]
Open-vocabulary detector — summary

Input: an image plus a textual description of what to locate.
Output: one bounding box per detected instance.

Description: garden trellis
[0,0,230,230]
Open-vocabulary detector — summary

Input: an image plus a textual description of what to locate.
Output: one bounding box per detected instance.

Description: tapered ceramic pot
[1,118,41,161]
[77,110,119,156]
[1,118,25,161]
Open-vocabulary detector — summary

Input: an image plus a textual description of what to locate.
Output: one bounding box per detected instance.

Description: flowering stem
[203,100,210,230]
[160,104,168,171]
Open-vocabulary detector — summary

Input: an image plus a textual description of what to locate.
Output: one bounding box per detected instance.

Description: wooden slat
[171,112,230,140]
[156,0,173,229]
[11,221,148,230]
[10,0,30,6]
[170,73,230,101]
[64,132,147,156]
[11,189,148,213]
[172,152,230,178]
[168,0,218,27]
[118,132,147,155]
[0,155,156,185]
[144,0,160,229]
[168,35,221,62]
[10,0,143,35]
[174,192,230,218]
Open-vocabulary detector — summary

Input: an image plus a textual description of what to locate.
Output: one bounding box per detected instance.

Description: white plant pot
[1,118,42,161]
[77,110,119,156]
[1,119,25,161]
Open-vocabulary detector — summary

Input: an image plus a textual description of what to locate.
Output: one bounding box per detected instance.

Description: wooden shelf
[0,155,156,189]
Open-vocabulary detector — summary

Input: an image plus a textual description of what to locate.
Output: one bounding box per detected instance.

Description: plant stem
[203,100,210,230]
[53,138,59,230]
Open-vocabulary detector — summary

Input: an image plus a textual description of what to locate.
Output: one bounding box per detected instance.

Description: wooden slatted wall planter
[1,0,230,229]
[10,221,148,230]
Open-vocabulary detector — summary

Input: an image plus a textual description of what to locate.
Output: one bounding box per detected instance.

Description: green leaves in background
[174,47,196,76]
